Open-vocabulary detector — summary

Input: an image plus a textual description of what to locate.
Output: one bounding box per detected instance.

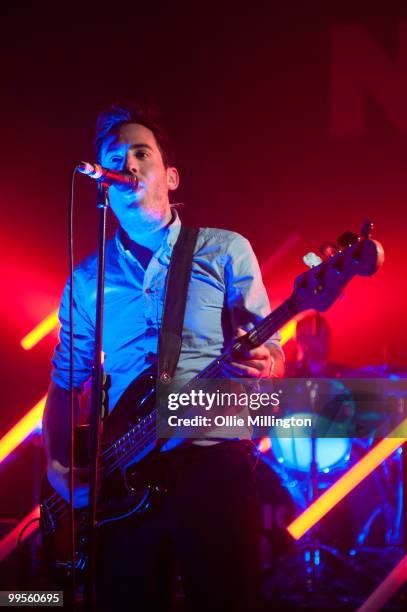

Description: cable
[17,518,41,548]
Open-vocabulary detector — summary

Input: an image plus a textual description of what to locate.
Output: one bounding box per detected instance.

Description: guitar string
[99,411,155,462]
[102,418,157,476]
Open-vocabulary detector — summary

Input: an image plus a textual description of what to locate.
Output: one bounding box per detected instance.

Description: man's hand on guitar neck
[224,327,285,379]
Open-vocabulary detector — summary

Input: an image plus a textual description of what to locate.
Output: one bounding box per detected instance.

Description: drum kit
[255,364,406,607]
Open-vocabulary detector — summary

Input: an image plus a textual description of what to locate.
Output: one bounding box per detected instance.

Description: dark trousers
[96,441,261,612]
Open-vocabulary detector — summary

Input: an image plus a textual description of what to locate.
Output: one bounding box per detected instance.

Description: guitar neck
[194,294,300,381]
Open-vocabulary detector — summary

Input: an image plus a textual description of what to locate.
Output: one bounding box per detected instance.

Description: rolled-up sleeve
[51,270,95,391]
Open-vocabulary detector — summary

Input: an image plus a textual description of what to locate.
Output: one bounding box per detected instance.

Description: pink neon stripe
[0,505,40,562]
[357,554,407,612]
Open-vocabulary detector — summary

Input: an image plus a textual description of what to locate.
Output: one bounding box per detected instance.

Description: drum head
[272,412,351,473]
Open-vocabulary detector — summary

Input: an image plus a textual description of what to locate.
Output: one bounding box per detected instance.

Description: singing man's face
[99,123,179,229]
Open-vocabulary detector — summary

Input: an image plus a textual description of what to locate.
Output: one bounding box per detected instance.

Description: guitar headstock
[293,224,384,313]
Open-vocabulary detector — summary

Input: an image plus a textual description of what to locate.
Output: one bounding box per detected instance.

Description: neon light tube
[280,320,297,345]
[0,505,40,562]
[287,420,407,540]
[21,309,59,350]
[357,554,407,612]
[0,396,46,464]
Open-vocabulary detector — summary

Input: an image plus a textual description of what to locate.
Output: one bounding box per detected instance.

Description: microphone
[76,161,138,187]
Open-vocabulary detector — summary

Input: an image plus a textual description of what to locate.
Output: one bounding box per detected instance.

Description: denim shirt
[52,211,282,412]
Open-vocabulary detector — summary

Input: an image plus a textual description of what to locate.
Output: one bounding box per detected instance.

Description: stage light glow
[357,554,407,612]
[0,396,46,464]
[287,420,407,540]
[20,309,59,350]
[0,505,40,562]
[279,312,311,346]
[280,320,297,345]
[258,437,272,453]
[261,233,301,277]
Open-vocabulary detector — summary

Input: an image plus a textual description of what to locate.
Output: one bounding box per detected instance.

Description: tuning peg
[337,232,360,248]
[303,252,323,268]
[361,219,373,239]
[319,242,339,259]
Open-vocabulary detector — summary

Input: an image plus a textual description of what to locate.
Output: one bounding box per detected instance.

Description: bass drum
[271,415,352,476]
[269,377,356,479]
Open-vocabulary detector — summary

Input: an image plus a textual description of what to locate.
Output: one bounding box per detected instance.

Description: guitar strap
[158,225,199,384]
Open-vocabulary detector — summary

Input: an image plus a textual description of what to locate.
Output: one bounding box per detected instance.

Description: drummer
[285,313,355,437]
[286,313,350,378]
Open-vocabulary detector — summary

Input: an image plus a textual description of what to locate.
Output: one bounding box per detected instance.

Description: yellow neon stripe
[0,396,46,464]
[280,320,297,346]
[287,420,407,540]
[0,505,40,562]
[21,309,59,350]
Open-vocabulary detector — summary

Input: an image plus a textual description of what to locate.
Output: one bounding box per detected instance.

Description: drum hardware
[258,368,405,607]
[291,381,365,590]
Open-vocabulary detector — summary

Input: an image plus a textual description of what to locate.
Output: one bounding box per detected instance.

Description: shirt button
[145,327,155,337]
[145,287,152,294]
[146,318,154,326]
[146,351,156,363]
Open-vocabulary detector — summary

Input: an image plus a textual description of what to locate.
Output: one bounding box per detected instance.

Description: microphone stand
[85,182,109,612]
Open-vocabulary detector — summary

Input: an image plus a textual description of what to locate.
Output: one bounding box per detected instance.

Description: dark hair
[95,103,174,167]
[296,313,331,339]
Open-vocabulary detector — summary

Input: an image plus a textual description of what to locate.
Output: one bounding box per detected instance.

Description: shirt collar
[166,208,182,248]
[115,208,182,262]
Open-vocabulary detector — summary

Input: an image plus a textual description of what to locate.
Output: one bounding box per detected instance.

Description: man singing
[43,103,284,611]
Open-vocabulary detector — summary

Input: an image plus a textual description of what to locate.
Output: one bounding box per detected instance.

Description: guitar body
[40,368,167,586]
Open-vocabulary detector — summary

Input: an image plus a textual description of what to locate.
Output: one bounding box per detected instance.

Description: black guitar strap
[158,225,199,384]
